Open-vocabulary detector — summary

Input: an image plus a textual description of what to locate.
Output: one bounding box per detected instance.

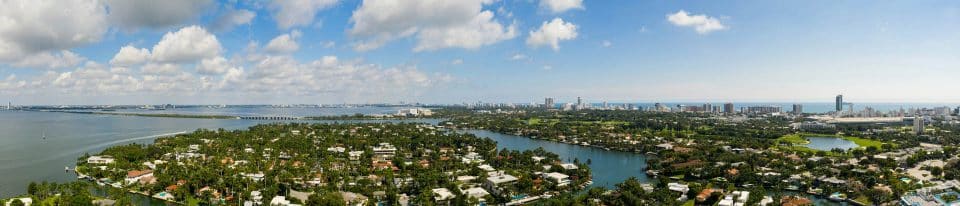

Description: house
[348,151,364,161]
[461,187,490,200]
[4,197,32,206]
[477,164,495,172]
[326,147,346,153]
[560,163,579,170]
[269,196,301,206]
[87,156,115,164]
[484,171,518,196]
[461,152,483,164]
[372,143,397,161]
[340,192,368,206]
[543,172,571,187]
[431,188,456,202]
[125,170,154,185]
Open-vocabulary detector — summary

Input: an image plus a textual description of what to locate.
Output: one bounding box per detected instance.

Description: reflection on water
[805,137,858,151]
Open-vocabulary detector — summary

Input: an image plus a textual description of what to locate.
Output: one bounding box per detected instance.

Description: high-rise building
[792,104,803,115]
[723,103,734,114]
[914,116,925,135]
[743,105,782,114]
[835,95,843,112]
[544,98,555,109]
[6,102,10,110]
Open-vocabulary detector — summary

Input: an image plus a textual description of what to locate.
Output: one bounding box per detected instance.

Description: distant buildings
[914,116,925,135]
[742,106,782,114]
[544,97,555,109]
[723,103,735,114]
[835,94,843,112]
[397,108,433,116]
[792,104,803,115]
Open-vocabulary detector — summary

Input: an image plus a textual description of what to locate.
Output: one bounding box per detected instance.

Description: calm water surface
[805,136,859,151]
[459,130,649,189]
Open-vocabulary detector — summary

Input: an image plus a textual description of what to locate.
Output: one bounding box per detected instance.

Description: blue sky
[0,0,959,105]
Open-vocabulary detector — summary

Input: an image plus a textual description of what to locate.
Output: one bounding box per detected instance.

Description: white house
[124,170,154,185]
[269,196,301,206]
[543,172,571,187]
[4,197,32,206]
[87,156,115,164]
[431,188,456,202]
[484,171,518,196]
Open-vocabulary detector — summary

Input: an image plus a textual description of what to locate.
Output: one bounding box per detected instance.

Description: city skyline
[2,1,960,105]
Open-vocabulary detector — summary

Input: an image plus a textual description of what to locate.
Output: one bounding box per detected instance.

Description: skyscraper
[723,103,734,114]
[914,116,925,135]
[792,104,803,115]
[544,98,555,109]
[835,95,843,112]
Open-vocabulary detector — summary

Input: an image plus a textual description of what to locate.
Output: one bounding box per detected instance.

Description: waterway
[0,109,644,200]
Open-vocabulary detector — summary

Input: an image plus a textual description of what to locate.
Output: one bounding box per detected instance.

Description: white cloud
[13,51,86,69]
[451,59,463,65]
[150,26,222,63]
[666,10,726,34]
[264,30,302,53]
[197,57,235,75]
[526,18,578,51]
[110,45,151,66]
[269,0,339,29]
[0,74,28,93]
[141,63,181,75]
[349,0,516,52]
[539,0,584,13]
[210,8,257,32]
[50,62,142,94]
[242,55,447,97]
[0,0,107,62]
[601,40,612,48]
[510,53,527,61]
[104,0,214,30]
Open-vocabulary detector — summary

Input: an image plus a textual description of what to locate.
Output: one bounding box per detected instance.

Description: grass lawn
[186,196,201,206]
[842,136,889,148]
[777,134,811,144]
[854,196,873,205]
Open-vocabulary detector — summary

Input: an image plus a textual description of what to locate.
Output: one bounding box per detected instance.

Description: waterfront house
[559,163,579,170]
[124,170,154,185]
[4,198,32,206]
[87,156,115,164]
[484,171,519,196]
[542,172,571,187]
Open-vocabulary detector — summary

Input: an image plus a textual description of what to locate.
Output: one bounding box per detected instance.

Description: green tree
[10,199,25,206]
[307,192,345,206]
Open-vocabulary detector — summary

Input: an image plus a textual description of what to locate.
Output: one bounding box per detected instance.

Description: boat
[828,192,847,201]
